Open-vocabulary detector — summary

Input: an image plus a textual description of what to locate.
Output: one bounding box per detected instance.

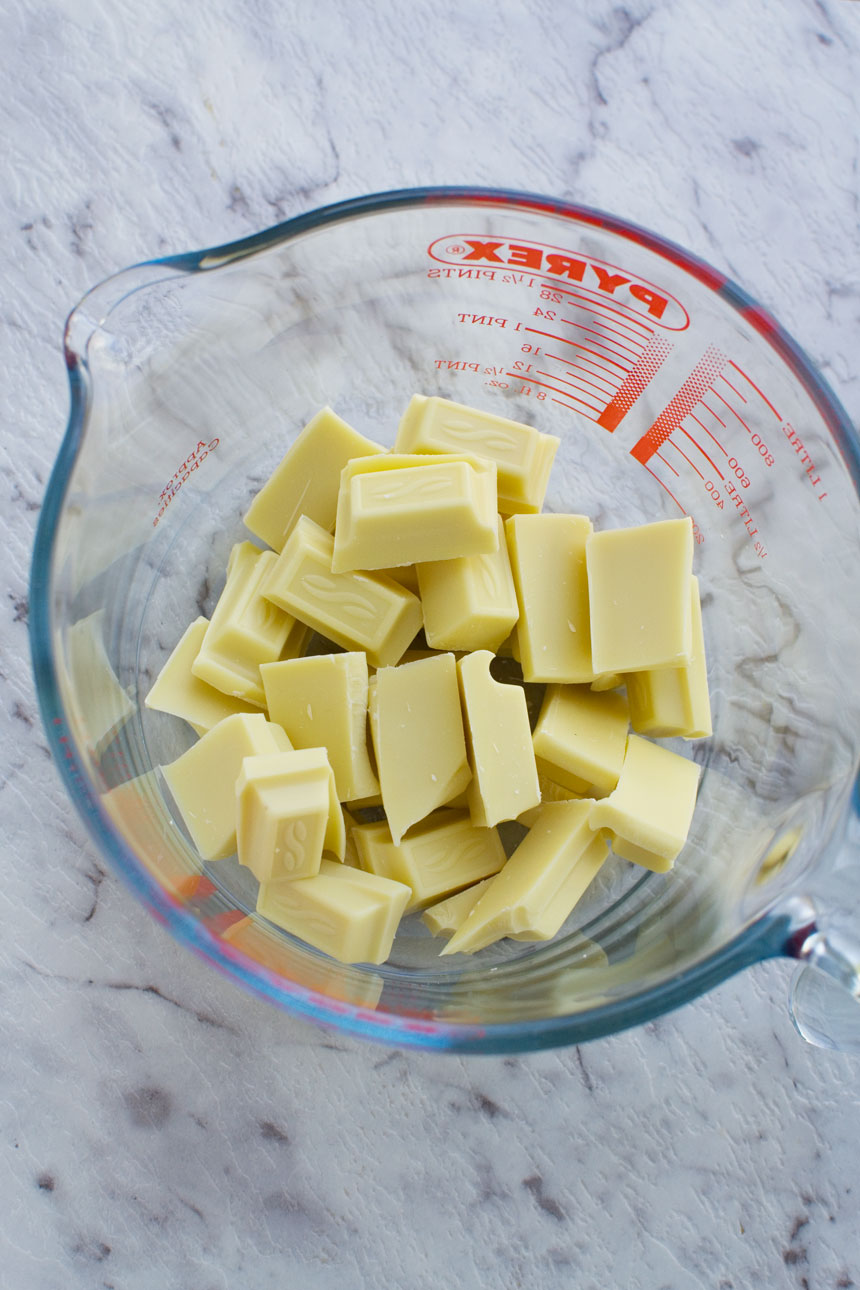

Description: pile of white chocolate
[147,396,711,965]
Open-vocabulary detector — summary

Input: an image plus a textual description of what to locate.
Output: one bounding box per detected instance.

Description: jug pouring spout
[783,809,860,1054]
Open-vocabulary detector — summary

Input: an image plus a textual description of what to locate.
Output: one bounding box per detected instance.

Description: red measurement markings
[718,372,747,403]
[679,422,725,480]
[728,359,782,421]
[688,411,727,456]
[560,317,644,359]
[666,438,704,479]
[551,398,601,423]
[544,350,618,389]
[525,328,630,374]
[655,450,679,477]
[542,350,620,398]
[700,398,726,428]
[572,353,628,381]
[538,283,656,337]
[572,342,629,373]
[566,368,620,394]
[561,358,620,384]
[507,372,603,414]
[641,462,687,514]
[710,386,755,432]
[597,336,674,432]
[585,316,649,351]
[630,346,727,466]
[559,368,619,399]
[537,370,607,399]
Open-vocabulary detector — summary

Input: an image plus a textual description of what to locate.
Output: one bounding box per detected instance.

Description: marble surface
[2,0,860,1285]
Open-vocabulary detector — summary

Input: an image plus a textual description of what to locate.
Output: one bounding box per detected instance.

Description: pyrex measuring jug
[30,188,860,1053]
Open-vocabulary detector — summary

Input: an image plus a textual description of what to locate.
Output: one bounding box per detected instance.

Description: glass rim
[29,184,860,1052]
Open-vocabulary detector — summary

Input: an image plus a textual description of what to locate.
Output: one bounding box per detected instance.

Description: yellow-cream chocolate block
[417,516,519,652]
[369,653,472,844]
[263,516,422,668]
[423,868,605,941]
[191,542,308,707]
[505,514,595,683]
[347,792,384,810]
[586,517,693,674]
[588,734,700,871]
[441,800,602,955]
[331,453,498,573]
[378,564,420,594]
[261,652,379,803]
[507,833,609,940]
[244,406,385,551]
[443,787,472,811]
[353,811,505,912]
[518,772,580,828]
[538,770,583,806]
[145,617,258,731]
[257,859,411,965]
[66,610,134,756]
[591,672,624,693]
[341,808,361,869]
[532,684,630,798]
[421,877,494,936]
[218,914,386,1008]
[395,394,559,514]
[161,713,293,860]
[609,837,678,870]
[397,648,459,665]
[457,650,540,828]
[496,628,520,660]
[626,577,712,739]
[236,751,334,883]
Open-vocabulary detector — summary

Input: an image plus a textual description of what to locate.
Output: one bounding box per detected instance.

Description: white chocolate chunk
[341,808,362,869]
[353,810,505,911]
[395,394,559,514]
[331,453,498,573]
[236,751,331,882]
[626,576,712,739]
[369,654,471,844]
[507,833,609,940]
[588,734,700,871]
[145,617,258,731]
[261,652,379,803]
[505,514,595,683]
[67,610,134,756]
[457,650,540,828]
[220,913,386,1008]
[262,516,423,668]
[244,406,385,551]
[192,542,308,706]
[532,684,630,798]
[161,713,293,859]
[257,859,410,965]
[441,800,602,954]
[418,515,519,652]
[421,877,494,936]
[586,517,693,674]
[590,672,624,693]
[377,564,420,594]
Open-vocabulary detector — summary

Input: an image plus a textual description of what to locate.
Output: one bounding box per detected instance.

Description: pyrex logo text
[427,236,689,330]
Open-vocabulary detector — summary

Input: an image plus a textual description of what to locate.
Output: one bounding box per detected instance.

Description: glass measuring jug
[30,188,860,1053]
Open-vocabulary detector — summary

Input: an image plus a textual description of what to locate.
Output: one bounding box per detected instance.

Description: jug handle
[782,799,860,1053]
